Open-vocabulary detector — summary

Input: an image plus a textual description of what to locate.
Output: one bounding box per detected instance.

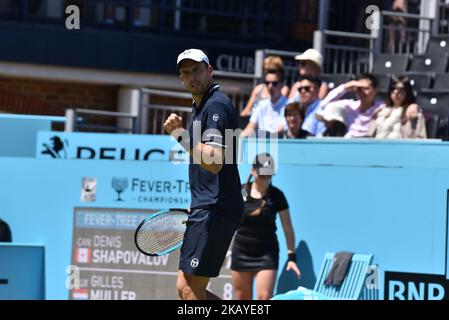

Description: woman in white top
[368,76,426,139]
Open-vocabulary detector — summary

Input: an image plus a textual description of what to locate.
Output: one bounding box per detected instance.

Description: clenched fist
[164,113,183,135]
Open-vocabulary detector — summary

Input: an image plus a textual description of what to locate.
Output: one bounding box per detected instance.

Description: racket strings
[136,212,187,255]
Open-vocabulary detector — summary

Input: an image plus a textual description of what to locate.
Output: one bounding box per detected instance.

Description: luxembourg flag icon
[72,288,89,300]
[75,247,91,264]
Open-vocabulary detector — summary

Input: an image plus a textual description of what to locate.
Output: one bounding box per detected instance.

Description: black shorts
[179,207,241,277]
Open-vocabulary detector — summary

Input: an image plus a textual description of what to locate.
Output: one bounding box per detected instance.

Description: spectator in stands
[315,105,348,137]
[294,76,326,136]
[319,73,385,138]
[280,102,311,139]
[231,153,300,300]
[240,70,289,137]
[240,56,289,117]
[0,218,12,242]
[387,0,408,53]
[288,49,328,102]
[367,76,427,139]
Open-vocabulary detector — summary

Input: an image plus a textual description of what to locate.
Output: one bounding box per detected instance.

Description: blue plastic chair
[313,252,374,300]
[272,252,374,300]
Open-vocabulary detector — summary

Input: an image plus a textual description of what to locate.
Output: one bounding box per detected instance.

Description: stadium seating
[372,54,411,75]
[417,90,449,119]
[426,35,449,55]
[408,54,449,74]
[425,113,440,139]
[417,91,449,138]
[398,73,433,91]
[433,74,449,91]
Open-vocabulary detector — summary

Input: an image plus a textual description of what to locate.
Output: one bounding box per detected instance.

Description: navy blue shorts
[179,207,242,277]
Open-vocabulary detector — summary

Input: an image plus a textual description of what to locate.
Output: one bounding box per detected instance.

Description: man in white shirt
[240,71,288,137]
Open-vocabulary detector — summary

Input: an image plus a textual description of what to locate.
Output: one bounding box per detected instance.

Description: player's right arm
[164,113,224,174]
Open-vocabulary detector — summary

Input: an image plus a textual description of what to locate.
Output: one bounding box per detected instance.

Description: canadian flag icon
[75,247,91,264]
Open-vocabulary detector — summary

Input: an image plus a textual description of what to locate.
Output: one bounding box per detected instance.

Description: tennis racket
[134,208,190,256]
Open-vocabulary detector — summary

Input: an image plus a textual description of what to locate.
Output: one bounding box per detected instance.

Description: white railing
[379,10,435,54]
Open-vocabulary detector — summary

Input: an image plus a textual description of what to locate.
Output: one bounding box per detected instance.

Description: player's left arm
[279,208,301,278]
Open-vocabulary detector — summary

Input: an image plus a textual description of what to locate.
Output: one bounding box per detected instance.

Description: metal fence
[317,8,439,74]
[139,80,253,135]
[137,88,191,135]
[379,10,434,54]
[320,30,376,75]
[64,74,253,134]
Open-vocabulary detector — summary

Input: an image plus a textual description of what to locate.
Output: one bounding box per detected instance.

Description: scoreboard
[69,207,233,300]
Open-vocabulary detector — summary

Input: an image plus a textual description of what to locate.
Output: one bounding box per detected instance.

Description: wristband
[288,253,297,263]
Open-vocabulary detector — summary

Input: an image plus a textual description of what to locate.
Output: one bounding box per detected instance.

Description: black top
[288,128,312,139]
[234,183,288,251]
[188,84,244,218]
[296,128,312,139]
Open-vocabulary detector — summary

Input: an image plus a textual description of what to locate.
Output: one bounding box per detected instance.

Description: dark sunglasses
[265,81,280,87]
[298,86,313,93]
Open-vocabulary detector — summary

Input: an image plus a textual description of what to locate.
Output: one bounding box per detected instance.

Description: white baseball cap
[315,105,346,123]
[177,49,210,67]
[294,49,323,70]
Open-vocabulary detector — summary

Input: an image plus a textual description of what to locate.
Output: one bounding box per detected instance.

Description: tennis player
[163,49,244,300]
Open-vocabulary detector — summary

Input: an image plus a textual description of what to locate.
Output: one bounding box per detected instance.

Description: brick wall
[0,77,197,133]
[0,77,119,114]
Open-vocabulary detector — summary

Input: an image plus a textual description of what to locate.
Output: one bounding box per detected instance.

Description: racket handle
[182,220,187,224]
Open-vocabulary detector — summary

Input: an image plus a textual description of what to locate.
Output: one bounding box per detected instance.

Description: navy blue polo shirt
[188,84,244,218]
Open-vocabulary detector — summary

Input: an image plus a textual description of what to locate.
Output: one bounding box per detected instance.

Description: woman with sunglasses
[241,56,290,117]
[368,76,426,139]
[230,153,301,300]
[288,49,329,102]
